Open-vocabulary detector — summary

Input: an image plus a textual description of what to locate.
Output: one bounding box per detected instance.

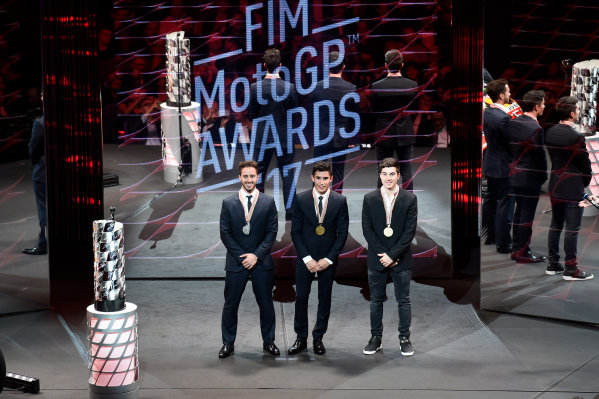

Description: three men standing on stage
[289,161,349,355]
[361,157,418,356]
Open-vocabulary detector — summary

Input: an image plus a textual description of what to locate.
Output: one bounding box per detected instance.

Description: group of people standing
[217,48,420,359]
[218,158,417,359]
[483,79,596,281]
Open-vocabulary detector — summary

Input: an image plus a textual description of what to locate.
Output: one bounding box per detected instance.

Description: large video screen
[103,0,451,281]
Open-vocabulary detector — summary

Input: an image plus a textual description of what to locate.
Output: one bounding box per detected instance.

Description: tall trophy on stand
[87,207,139,399]
[161,31,202,185]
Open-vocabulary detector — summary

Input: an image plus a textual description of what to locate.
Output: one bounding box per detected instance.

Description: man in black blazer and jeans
[370,50,418,191]
[289,161,349,355]
[361,157,417,356]
[219,160,280,358]
[545,97,595,280]
[312,51,360,193]
[508,90,548,263]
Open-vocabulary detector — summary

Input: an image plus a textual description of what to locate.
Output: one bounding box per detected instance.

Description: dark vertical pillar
[450,0,483,277]
[41,0,103,309]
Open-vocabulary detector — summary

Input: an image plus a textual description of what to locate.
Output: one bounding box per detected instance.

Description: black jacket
[483,107,511,178]
[545,123,592,201]
[361,188,417,272]
[370,76,418,147]
[508,115,547,188]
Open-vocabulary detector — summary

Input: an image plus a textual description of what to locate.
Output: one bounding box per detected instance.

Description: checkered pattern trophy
[87,207,139,399]
[571,60,599,136]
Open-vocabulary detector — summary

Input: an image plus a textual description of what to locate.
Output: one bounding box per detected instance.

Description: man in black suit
[361,157,417,356]
[312,51,360,193]
[370,50,418,191]
[219,160,280,358]
[508,90,548,263]
[545,96,595,280]
[288,161,349,355]
[22,115,47,255]
[249,48,298,220]
[482,79,514,253]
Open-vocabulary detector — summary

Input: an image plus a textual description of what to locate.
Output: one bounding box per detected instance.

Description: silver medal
[242,222,250,235]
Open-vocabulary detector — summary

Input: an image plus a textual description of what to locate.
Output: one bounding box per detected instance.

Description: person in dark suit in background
[22,115,47,255]
[545,96,595,280]
[482,79,514,253]
[219,160,280,358]
[249,48,298,220]
[288,161,349,356]
[370,50,418,191]
[361,157,417,356]
[312,51,360,193]
[508,90,548,263]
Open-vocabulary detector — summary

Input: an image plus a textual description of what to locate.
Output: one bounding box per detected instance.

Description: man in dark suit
[508,90,548,263]
[482,79,515,253]
[288,161,349,355]
[219,160,280,358]
[361,157,417,356]
[370,50,418,191]
[312,51,360,193]
[249,48,298,220]
[22,115,47,255]
[545,96,595,280]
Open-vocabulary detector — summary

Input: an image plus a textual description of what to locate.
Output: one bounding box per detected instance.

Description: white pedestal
[87,303,139,399]
[160,102,202,185]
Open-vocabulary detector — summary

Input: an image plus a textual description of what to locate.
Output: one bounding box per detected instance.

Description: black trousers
[547,199,583,267]
[512,186,541,253]
[221,268,276,345]
[293,262,336,340]
[375,144,414,191]
[482,177,514,246]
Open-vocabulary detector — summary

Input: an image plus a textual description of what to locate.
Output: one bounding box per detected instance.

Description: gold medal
[315,225,325,235]
[383,226,394,237]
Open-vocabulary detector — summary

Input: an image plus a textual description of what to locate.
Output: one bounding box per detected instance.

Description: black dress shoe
[22,247,47,255]
[496,244,511,254]
[219,344,234,358]
[288,338,307,355]
[511,249,546,263]
[263,342,280,356]
[313,339,326,355]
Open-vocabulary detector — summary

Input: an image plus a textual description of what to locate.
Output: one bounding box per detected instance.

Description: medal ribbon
[381,186,398,227]
[313,189,329,225]
[239,190,259,223]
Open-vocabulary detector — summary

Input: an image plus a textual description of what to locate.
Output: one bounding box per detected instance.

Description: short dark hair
[238,160,258,174]
[263,48,281,73]
[486,79,508,102]
[520,90,545,112]
[555,96,578,121]
[312,161,332,176]
[378,157,400,174]
[328,51,344,74]
[384,49,403,73]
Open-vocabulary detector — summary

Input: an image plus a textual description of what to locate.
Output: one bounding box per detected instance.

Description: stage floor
[1,279,599,398]
[1,144,599,397]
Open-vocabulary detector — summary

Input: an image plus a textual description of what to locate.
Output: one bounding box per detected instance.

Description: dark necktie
[247,195,252,212]
[318,195,323,216]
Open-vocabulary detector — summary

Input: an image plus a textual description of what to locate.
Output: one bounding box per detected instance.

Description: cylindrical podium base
[87,303,139,399]
[160,101,202,185]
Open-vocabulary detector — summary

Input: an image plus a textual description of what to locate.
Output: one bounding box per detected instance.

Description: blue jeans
[368,267,412,338]
[547,200,583,267]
